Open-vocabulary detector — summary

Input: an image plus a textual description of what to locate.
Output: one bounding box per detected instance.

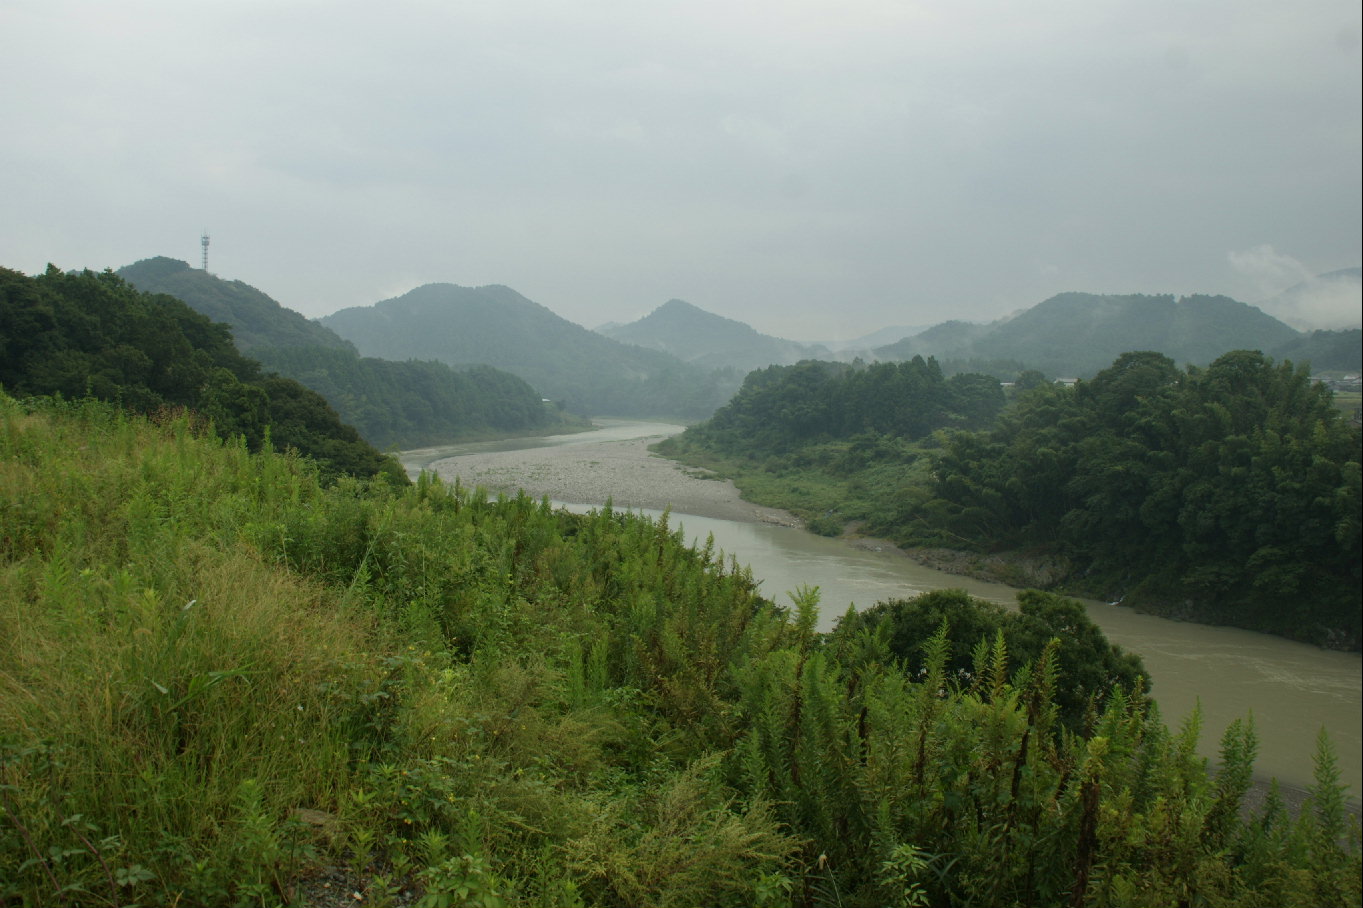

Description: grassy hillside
[2,393,1358,906]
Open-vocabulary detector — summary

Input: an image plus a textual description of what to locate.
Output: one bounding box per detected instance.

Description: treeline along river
[406,420,1362,804]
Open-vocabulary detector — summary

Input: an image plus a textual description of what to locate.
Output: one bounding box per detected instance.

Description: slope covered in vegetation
[0,265,404,483]
[907,350,1361,646]
[660,350,1362,647]
[2,394,1357,906]
[119,258,573,448]
[655,356,1006,534]
[874,293,1305,378]
[321,282,741,419]
[117,257,356,353]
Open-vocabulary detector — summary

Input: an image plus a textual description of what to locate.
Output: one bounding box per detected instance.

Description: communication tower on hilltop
[201,232,210,272]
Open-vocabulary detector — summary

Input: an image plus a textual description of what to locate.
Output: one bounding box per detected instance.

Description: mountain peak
[599,299,829,371]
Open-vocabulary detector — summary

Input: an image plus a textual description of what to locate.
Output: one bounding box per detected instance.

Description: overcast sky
[3,0,1359,340]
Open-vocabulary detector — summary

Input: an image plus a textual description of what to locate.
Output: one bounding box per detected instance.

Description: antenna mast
[201,232,210,272]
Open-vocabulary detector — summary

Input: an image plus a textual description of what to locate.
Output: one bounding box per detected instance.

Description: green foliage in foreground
[2,395,1359,907]
[830,588,1150,734]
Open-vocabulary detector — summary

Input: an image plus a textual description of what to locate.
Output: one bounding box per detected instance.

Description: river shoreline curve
[413,431,804,528]
[405,421,1360,813]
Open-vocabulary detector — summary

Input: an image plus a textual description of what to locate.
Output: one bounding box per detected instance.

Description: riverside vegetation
[1,393,1360,906]
[657,351,1362,648]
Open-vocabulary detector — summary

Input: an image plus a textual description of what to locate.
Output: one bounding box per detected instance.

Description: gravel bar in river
[421,435,801,528]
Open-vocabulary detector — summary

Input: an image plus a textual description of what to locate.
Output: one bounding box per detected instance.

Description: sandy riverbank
[420,436,802,528]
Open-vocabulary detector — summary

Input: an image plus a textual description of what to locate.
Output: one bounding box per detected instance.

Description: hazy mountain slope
[321,283,738,418]
[1260,267,1362,330]
[119,259,560,447]
[822,324,928,353]
[598,299,830,372]
[877,292,1302,377]
[873,320,991,361]
[1271,328,1363,372]
[118,257,354,353]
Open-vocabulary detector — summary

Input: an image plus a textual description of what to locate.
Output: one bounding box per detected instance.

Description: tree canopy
[904,350,1361,646]
[0,265,405,483]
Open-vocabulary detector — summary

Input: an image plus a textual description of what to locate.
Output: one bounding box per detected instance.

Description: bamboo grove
[1,394,1358,906]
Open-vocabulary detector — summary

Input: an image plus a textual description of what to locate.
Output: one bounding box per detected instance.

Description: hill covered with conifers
[1,393,1358,906]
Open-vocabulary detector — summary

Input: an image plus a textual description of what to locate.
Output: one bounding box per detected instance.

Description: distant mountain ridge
[320,284,738,419]
[597,299,831,373]
[873,292,1350,377]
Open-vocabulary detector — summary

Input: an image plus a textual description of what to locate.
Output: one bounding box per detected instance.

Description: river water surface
[407,421,1361,801]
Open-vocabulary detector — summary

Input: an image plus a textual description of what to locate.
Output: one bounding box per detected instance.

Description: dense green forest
[119,258,574,449]
[659,351,1362,647]
[2,394,1358,906]
[679,357,1006,454]
[0,266,405,483]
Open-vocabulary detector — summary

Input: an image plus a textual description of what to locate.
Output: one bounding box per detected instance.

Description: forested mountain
[1272,327,1363,373]
[119,259,567,448]
[0,265,404,482]
[4,394,1357,906]
[117,257,354,353]
[875,293,1303,376]
[597,298,831,372]
[320,283,739,418]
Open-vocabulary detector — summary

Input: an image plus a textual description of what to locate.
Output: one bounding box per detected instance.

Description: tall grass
[1,396,384,904]
[2,394,1358,907]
